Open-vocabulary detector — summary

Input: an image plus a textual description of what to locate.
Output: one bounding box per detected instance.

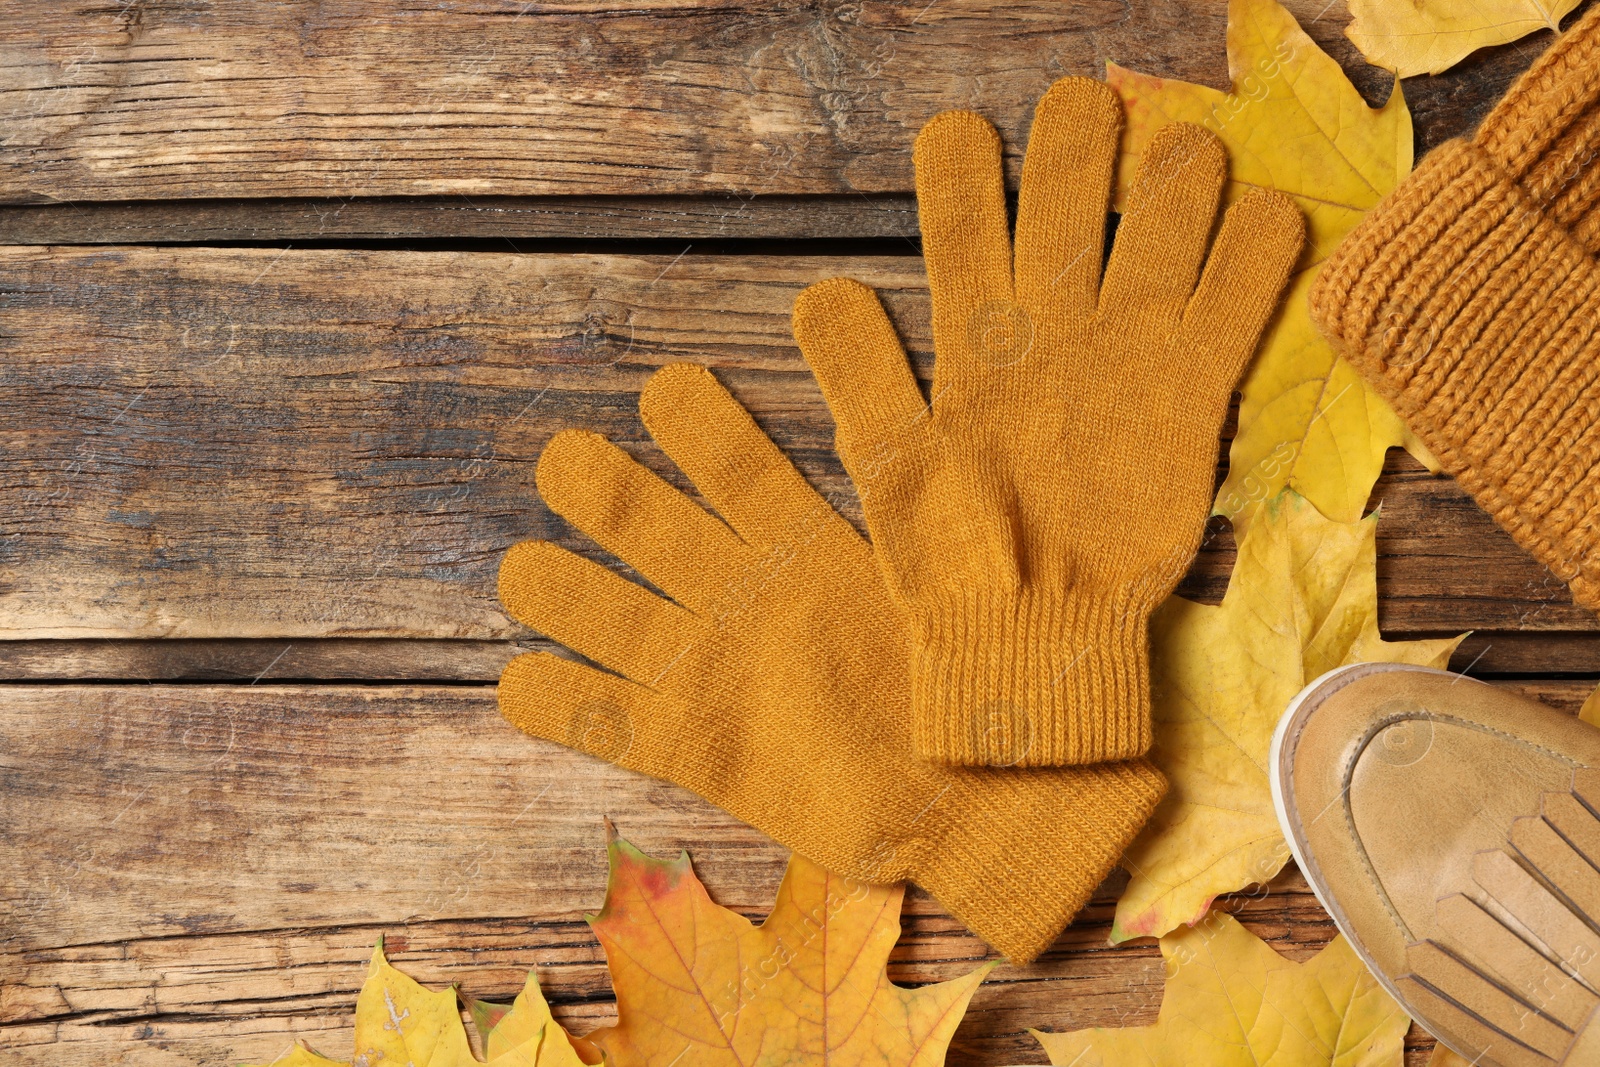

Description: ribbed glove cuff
[910,588,1155,766]
[1309,137,1600,611]
[916,758,1167,963]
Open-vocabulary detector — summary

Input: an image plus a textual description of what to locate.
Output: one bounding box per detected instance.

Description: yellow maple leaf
[1109,0,1434,537]
[251,942,592,1067]
[257,1049,348,1067]
[1112,490,1464,943]
[1427,1044,1473,1066]
[1034,911,1410,1065]
[1346,0,1578,78]
[585,828,992,1067]
[469,984,604,1064]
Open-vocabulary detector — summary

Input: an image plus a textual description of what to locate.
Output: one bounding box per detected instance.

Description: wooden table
[1,4,1593,1064]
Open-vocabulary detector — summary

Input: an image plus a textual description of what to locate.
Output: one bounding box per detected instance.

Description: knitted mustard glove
[1310,5,1600,614]
[792,77,1305,767]
[496,363,1167,964]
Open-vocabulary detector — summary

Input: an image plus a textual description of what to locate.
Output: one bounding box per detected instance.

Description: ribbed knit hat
[1310,5,1600,613]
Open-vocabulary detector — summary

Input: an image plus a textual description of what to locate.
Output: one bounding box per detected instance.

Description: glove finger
[793,277,929,472]
[1099,122,1226,330]
[1181,188,1304,387]
[1014,77,1122,320]
[913,109,1016,391]
[498,539,706,685]
[639,363,861,552]
[536,428,753,613]
[498,650,660,771]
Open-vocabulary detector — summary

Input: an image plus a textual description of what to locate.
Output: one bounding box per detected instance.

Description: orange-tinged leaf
[585,828,992,1067]
[1112,491,1464,943]
[250,943,591,1067]
[1034,911,1410,1065]
[1346,0,1578,78]
[465,969,597,1065]
[1109,0,1430,536]
[470,999,519,1053]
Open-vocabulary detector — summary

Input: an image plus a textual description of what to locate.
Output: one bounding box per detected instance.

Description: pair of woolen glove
[495,77,1304,962]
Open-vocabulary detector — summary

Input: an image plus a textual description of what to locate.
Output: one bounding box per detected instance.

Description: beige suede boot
[1272,663,1600,1066]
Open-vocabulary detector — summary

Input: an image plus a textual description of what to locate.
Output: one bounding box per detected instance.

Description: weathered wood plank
[0,195,923,243]
[1446,633,1600,676]
[0,637,530,681]
[0,246,1592,645]
[0,681,1163,1067]
[5,681,1590,1064]
[0,0,1555,205]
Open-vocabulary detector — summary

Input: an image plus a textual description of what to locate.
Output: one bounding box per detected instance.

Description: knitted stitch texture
[496,363,1168,964]
[793,77,1305,766]
[1310,6,1600,613]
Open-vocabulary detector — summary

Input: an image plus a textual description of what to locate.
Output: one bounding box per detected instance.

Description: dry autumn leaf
[1109,0,1434,538]
[1426,1044,1473,1066]
[252,943,594,1067]
[1112,490,1464,943]
[469,988,602,1064]
[1582,682,1600,727]
[245,829,985,1067]
[585,827,991,1067]
[1346,0,1578,78]
[1034,911,1410,1066]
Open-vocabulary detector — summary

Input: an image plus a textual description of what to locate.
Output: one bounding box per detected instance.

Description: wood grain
[0,637,531,681]
[11,681,1588,1064]
[0,245,1591,650]
[0,0,1553,206]
[0,195,924,243]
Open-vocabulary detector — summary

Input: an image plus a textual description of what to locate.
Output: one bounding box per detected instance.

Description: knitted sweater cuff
[915,758,1167,964]
[909,587,1155,767]
[1309,138,1600,610]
